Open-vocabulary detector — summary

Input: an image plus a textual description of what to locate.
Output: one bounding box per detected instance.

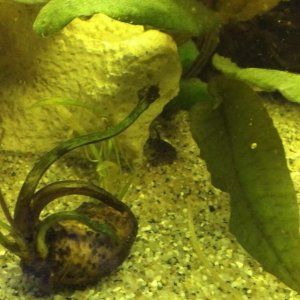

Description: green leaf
[216,0,280,22]
[33,0,219,37]
[178,40,200,74]
[190,76,300,293]
[213,54,300,104]
[12,0,48,3]
[164,78,213,113]
[31,97,103,116]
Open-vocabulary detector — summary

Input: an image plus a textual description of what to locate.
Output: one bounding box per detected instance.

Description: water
[0,1,300,299]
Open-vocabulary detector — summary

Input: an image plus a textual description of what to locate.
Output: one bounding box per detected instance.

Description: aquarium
[0,0,300,299]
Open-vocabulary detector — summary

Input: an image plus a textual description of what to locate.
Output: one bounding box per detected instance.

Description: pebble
[0,102,299,299]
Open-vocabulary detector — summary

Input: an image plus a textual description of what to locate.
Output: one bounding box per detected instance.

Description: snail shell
[21,201,137,292]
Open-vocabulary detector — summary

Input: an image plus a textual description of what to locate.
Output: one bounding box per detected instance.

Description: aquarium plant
[1,0,300,295]
[0,82,159,292]
[31,97,133,199]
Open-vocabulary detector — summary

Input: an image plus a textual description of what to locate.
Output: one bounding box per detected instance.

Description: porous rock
[0,3,181,165]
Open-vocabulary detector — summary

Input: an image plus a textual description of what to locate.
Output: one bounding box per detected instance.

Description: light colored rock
[0,3,181,165]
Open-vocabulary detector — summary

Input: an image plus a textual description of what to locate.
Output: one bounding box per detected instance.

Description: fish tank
[0,0,300,299]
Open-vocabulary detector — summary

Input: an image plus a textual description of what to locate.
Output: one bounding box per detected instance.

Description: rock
[0,3,181,166]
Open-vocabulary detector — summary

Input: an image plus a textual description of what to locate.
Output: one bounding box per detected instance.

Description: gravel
[0,97,299,300]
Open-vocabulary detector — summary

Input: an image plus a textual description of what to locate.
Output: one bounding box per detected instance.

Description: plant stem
[0,219,21,255]
[185,29,219,78]
[186,198,241,299]
[0,189,14,227]
[14,85,159,235]
[0,231,20,255]
[29,180,137,224]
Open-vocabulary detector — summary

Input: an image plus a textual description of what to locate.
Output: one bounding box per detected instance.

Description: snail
[19,182,138,292]
[0,85,159,293]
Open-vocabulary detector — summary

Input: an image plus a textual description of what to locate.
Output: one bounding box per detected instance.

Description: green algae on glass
[213,54,300,104]
[190,76,300,293]
[33,0,220,37]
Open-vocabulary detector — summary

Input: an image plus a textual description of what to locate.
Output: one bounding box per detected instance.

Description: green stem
[14,85,159,234]
[0,189,14,227]
[0,220,21,255]
[0,190,23,255]
[29,180,136,225]
[36,210,118,259]
[0,232,19,254]
[186,198,241,299]
[185,30,219,78]
[0,219,11,232]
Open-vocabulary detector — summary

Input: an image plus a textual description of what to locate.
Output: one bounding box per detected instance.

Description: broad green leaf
[178,40,200,74]
[213,54,300,104]
[216,0,280,22]
[190,76,300,293]
[12,0,48,3]
[33,0,219,37]
[164,78,213,113]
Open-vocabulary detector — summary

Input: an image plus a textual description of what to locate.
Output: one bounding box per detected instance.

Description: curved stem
[0,190,24,255]
[14,85,159,234]
[0,232,20,255]
[0,219,12,232]
[185,30,219,78]
[186,198,242,300]
[36,210,118,259]
[29,180,136,226]
[0,189,14,227]
[0,220,21,256]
